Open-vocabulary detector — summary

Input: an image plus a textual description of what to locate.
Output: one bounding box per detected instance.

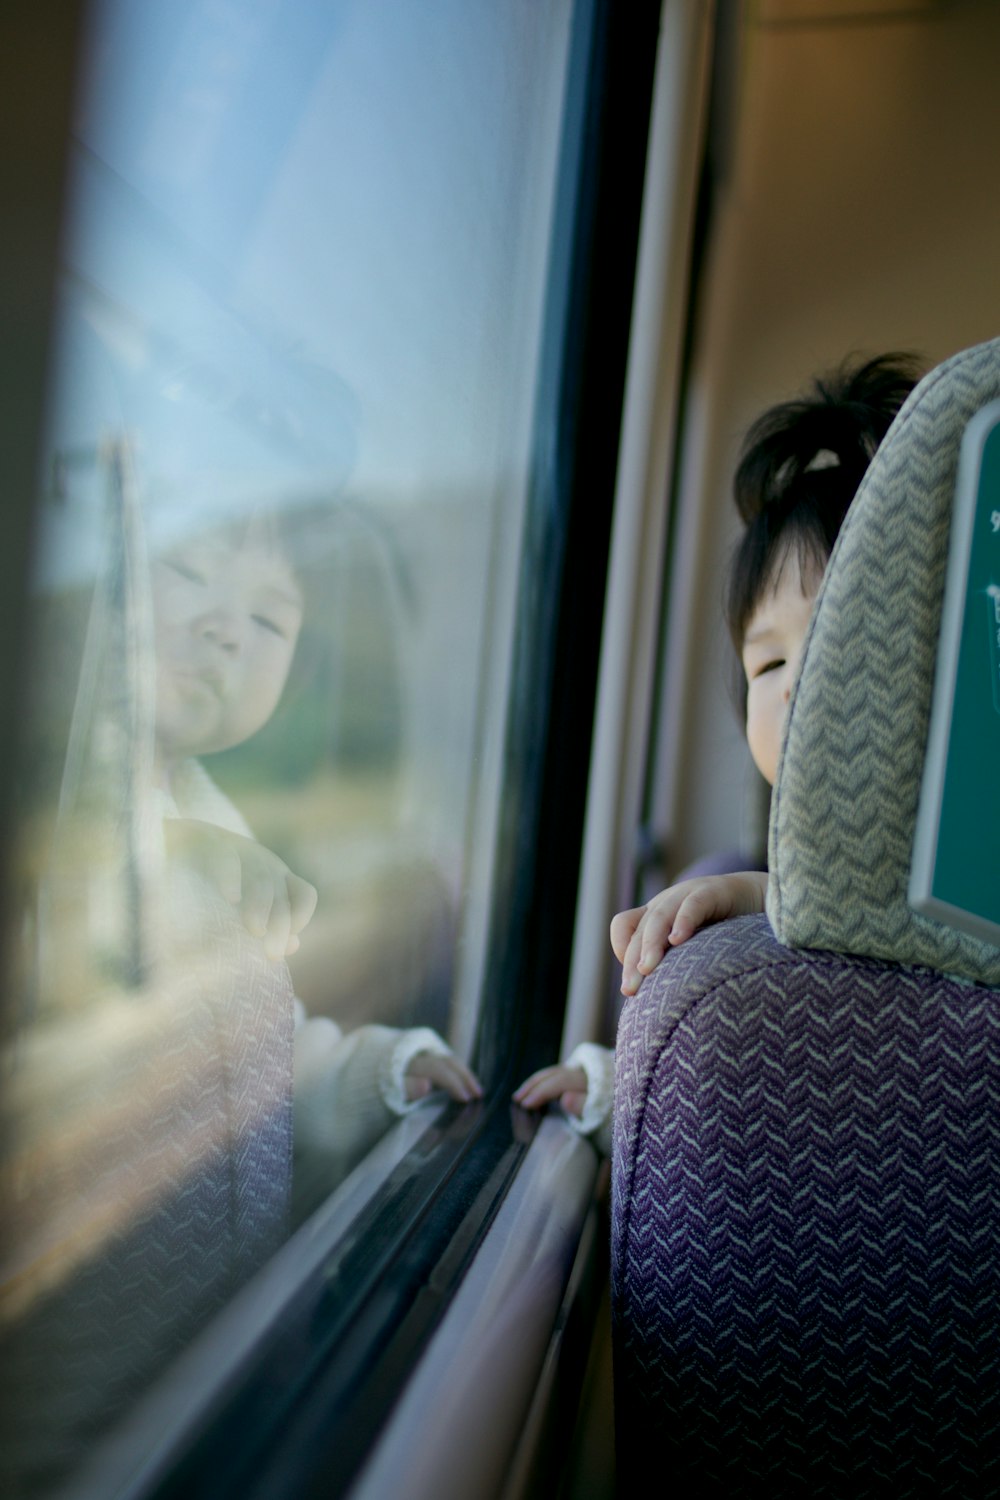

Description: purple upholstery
[612,913,1000,1492]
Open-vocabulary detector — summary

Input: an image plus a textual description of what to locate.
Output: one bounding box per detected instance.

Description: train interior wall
[652,0,1000,880]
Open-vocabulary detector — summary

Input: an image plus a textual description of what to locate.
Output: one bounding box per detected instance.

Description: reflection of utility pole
[108,437,155,989]
[55,433,155,991]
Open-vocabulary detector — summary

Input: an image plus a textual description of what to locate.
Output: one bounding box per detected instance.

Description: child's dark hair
[725,353,923,662]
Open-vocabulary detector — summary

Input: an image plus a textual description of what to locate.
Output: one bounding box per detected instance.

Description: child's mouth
[171,666,225,699]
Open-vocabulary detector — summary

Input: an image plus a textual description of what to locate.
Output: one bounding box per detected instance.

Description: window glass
[0,0,574,1491]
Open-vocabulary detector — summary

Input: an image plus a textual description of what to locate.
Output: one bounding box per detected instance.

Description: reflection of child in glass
[150,517,481,1146]
[514,356,920,1155]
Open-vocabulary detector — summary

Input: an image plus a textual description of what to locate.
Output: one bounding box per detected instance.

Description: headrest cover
[767,336,1000,987]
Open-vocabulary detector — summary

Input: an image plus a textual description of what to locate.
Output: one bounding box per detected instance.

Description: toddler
[513,354,920,1154]
[149,514,481,1156]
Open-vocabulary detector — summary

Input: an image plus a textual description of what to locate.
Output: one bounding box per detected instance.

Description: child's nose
[196,609,243,652]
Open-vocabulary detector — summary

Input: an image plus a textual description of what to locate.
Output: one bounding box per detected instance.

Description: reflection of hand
[403,1051,482,1105]
[611,871,769,995]
[165,818,318,960]
[512,1064,588,1119]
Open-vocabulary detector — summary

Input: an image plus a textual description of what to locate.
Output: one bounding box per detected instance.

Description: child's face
[741,548,823,787]
[152,533,303,765]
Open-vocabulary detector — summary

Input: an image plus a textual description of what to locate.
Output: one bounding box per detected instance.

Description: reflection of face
[741,549,823,787]
[152,535,303,767]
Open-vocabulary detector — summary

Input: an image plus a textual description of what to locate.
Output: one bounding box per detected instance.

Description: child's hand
[404,1051,483,1104]
[512,1064,589,1120]
[611,871,768,995]
[165,818,318,960]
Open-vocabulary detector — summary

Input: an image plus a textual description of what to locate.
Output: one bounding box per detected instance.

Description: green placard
[910,400,1000,944]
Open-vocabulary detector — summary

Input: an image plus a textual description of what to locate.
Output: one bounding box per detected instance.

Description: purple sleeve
[673,848,767,882]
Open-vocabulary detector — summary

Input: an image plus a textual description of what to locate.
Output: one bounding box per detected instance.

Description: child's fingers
[623,879,751,985]
[240,866,276,941]
[262,888,292,962]
[621,920,653,994]
[406,1052,482,1104]
[666,879,746,946]
[637,897,687,969]
[610,905,645,963]
[665,887,719,947]
[560,1089,587,1119]
[210,843,244,907]
[512,1065,562,1104]
[617,904,657,992]
[426,1054,482,1101]
[168,820,315,960]
[618,874,769,992]
[513,1065,587,1111]
[621,894,686,992]
[287,873,318,936]
[620,934,641,994]
[243,863,315,959]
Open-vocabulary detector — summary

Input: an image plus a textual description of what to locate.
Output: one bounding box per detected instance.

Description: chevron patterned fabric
[612,340,1000,1491]
[0,869,293,1493]
[613,916,1000,1493]
[769,336,1000,986]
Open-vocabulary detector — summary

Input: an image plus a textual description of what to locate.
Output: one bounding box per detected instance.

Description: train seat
[611,336,1000,1493]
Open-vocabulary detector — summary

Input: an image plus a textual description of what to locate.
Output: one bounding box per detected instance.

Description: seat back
[612,337,1000,1493]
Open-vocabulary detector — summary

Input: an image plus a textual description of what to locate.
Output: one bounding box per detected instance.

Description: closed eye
[253,614,287,638]
[165,558,208,585]
[751,658,785,678]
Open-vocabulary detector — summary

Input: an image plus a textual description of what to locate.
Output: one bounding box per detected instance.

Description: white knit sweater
[563,1041,615,1158]
[160,759,456,1175]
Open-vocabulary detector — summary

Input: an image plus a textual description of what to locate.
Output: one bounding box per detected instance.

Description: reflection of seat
[612,339,1000,1491]
[0,875,293,1494]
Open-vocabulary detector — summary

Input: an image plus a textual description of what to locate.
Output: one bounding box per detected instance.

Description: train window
[0,0,659,1495]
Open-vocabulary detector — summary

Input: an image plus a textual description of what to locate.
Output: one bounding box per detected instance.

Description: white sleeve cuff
[380,1027,454,1115]
[563,1041,615,1142]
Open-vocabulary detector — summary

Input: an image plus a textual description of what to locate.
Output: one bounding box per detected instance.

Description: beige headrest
[767,337,1000,987]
